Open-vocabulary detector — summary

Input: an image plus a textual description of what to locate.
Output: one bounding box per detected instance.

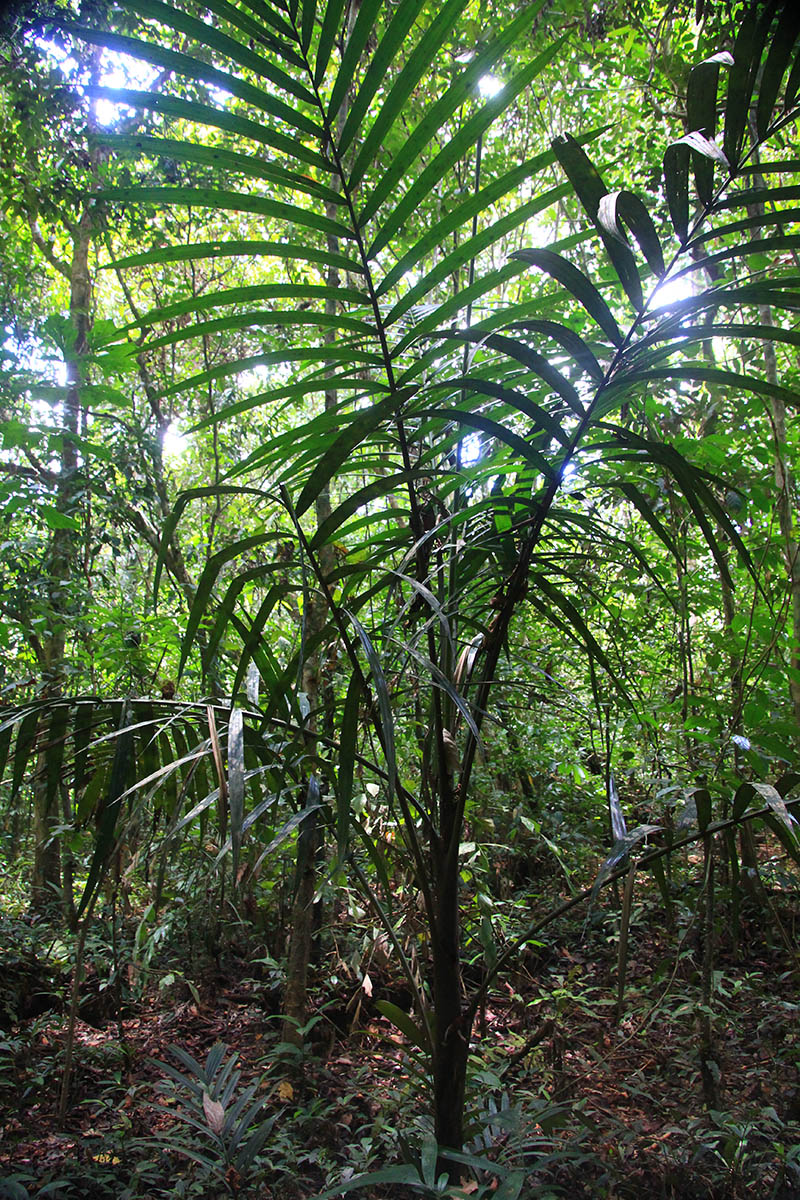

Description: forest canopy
[2,0,800,1196]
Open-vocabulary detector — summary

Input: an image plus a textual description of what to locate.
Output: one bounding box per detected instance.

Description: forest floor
[1,888,800,1199]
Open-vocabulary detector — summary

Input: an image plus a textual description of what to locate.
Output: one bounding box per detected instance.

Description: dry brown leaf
[442,729,460,773]
[202,1092,225,1135]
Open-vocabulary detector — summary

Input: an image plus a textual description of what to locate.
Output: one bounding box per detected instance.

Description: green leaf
[378,138,578,297]
[255,798,323,862]
[384,185,568,323]
[220,381,389,475]
[434,333,584,417]
[0,721,15,794]
[597,190,665,277]
[41,506,80,531]
[179,533,283,677]
[347,0,469,189]
[715,183,800,212]
[426,406,555,479]
[312,1164,423,1200]
[663,139,690,244]
[119,0,312,99]
[42,704,69,835]
[512,248,623,346]
[724,0,778,166]
[396,641,484,761]
[154,485,270,603]
[85,86,327,171]
[616,482,682,561]
[179,365,383,411]
[694,788,712,834]
[763,812,800,869]
[666,234,800,288]
[762,7,800,133]
[10,709,39,808]
[301,0,316,53]
[230,585,296,701]
[192,0,299,59]
[374,1000,431,1054]
[432,374,571,443]
[351,815,393,900]
[101,133,343,206]
[750,781,797,831]
[598,427,751,587]
[312,471,415,549]
[507,319,604,382]
[388,570,454,657]
[123,283,366,334]
[72,25,318,135]
[96,186,352,241]
[637,320,800,361]
[552,134,643,310]
[338,0,429,156]
[358,0,549,229]
[295,393,402,517]
[687,53,732,203]
[314,0,348,85]
[628,365,800,411]
[327,0,386,123]
[102,240,364,276]
[785,38,800,110]
[529,574,618,683]
[369,36,565,260]
[144,309,374,353]
[392,259,531,360]
[649,852,673,919]
[494,1171,526,1200]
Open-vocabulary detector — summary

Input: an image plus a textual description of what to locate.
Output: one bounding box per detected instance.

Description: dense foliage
[2,0,800,1195]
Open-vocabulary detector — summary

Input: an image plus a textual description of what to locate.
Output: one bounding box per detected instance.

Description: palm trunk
[431,838,469,1162]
